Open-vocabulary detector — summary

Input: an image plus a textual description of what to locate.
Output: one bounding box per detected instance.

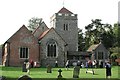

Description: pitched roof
[58,7,73,14]
[38,27,67,44]
[32,21,49,34]
[115,58,120,63]
[87,43,100,52]
[68,51,92,56]
[39,28,51,39]
[6,25,37,43]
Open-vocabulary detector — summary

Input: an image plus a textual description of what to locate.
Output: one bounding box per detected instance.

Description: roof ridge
[32,21,48,34]
[38,27,67,44]
[38,28,51,40]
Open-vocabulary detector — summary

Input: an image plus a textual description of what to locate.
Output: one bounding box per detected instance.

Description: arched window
[47,40,57,57]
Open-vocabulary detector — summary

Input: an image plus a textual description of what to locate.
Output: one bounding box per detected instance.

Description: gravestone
[47,65,52,73]
[22,62,27,72]
[73,66,80,78]
[18,75,32,80]
[58,69,62,78]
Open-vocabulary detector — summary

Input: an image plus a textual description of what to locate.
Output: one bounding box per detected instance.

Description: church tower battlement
[50,7,78,51]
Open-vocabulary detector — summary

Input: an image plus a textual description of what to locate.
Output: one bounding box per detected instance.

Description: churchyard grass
[0,66,119,79]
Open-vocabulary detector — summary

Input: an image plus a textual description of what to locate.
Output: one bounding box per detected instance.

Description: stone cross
[58,69,62,78]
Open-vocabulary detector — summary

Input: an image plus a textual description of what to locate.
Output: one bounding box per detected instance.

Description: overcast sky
[0,0,119,44]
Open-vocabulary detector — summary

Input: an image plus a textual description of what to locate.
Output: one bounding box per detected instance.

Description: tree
[101,23,115,49]
[84,19,104,50]
[113,23,120,47]
[78,28,85,51]
[84,23,94,50]
[84,19,118,51]
[110,23,120,59]
[27,17,43,32]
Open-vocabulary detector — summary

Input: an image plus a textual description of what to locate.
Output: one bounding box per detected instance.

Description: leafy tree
[27,17,43,32]
[101,23,115,49]
[84,19,116,50]
[110,23,120,59]
[84,23,94,50]
[113,23,120,47]
[78,28,85,51]
[84,19,104,49]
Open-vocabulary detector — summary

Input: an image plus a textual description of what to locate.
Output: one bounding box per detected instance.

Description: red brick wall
[7,26,40,66]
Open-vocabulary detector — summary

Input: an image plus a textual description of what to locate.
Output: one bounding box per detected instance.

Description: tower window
[63,24,69,31]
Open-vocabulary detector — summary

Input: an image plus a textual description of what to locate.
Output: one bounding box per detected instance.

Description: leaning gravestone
[47,65,52,73]
[18,75,32,80]
[73,66,80,78]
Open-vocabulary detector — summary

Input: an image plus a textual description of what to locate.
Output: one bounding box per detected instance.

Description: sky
[0,0,119,45]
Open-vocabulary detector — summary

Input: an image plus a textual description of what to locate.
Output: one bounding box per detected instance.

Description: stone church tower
[50,7,78,51]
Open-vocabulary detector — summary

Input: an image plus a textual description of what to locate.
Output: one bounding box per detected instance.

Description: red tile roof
[38,28,67,44]
[32,21,49,34]
[115,58,120,63]
[58,7,73,14]
[39,29,51,39]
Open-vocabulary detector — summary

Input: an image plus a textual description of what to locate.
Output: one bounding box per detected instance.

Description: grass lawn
[0,66,120,80]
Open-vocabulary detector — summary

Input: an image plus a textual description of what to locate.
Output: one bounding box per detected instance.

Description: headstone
[47,65,52,73]
[18,75,32,80]
[73,66,80,78]
[58,69,62,78]
[22,62,27,72]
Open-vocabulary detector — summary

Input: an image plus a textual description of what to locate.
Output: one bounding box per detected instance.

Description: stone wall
[40,28,66,67]
[51,13,78,51]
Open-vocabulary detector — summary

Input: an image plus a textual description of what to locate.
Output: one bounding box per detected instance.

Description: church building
[2,7,109,67]
[2,7,78,67]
